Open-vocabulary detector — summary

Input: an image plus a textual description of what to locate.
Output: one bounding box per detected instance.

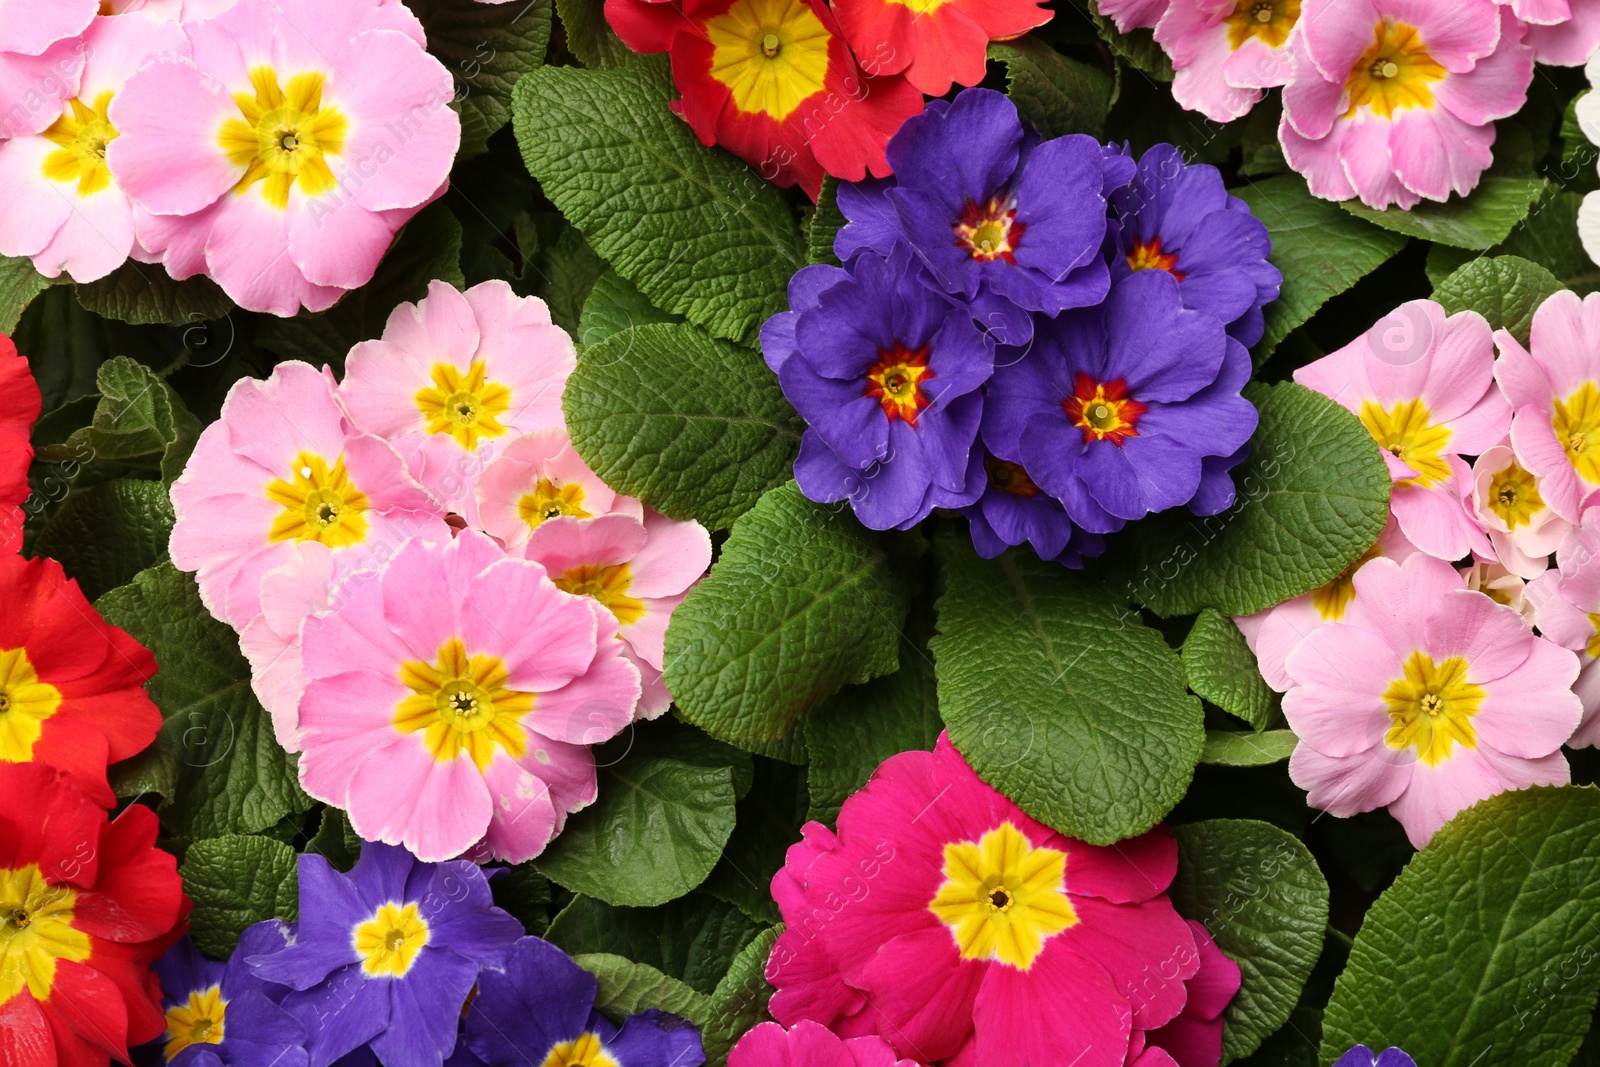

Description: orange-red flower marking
[1064,374,1147,446]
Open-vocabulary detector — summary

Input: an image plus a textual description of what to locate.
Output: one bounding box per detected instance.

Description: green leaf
[577,270,684,347]
[410,0,553,157]
[664,482,914,746]
[99,563,312,838]
[1171,820,1330,1063]
[1234,176,1408,360]
[1087,2,1173,79]
[1183,608,1276,731]
[536,746,739,907]
[701,925,782,1066]
[491,864,553,937]
[535,224,607,336]
[556,0,634,69]
[180,835,299,957]
[563,321,803,530]
[1131,382,1390,617]
[306,807,362,872]
[32,479,174,601]
[547,891,763,994]
[578,953,714,1024]
[701,758,808,923]
[1321,785,1600,1067]
[1493,190,1600,294]
[806,176,844,268]
[1200,730,1299,767]
[52,357,201,483]
[1340,176,1546,250]
[0,255,52,333]
[805,629,941,825]
[257,201,464,368]
[73,263,231,326]
[512,58,804,343]
[933,538,1205,845]
[1433,255,1564,348]
[988,38,1114,139]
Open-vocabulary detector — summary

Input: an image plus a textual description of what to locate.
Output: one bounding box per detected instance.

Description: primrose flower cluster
[763,87,1278,567]
[1102,0,1594,209]
[731,734,1242,1067]
[603,0,1051,196]
[137,840,706,1067]
[0,337,191,1067]
[1237,289,1600,847]
[0,0,460,314]
[168,279,712,865]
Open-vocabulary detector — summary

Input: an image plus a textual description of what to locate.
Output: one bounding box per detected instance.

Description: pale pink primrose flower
[238,543,337,751]
[99,0,237,18]
[0,0,92,140]
[1236,514,1419,692]
[1496,291,1600,524]
[1154,0,1299,123]
[1467,443,1568,579]
[296,529,641,863]
[1278,0,1532,209]
[1460,558,1537,624]
[1495,0,1600,64]
[169,360,448,630]
[1283,553,1579,848]
[0,14,187,283]
[341,281,576,516]
[1294,299,1507,562]
[105,0,459,315]
[524,511,712,719]
[1525,506,1600,748]
[1096,0,1172,32]
[475,429,641,553]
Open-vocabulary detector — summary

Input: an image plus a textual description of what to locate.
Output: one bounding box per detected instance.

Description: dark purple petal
[1009,134,1111,282]
[794,430,859,505]
[463,937,597,1066]
[154,937,225,1010]
[777,359,888,470]
[1190,444,1250,515]
[917,392,984,494]
[368,949,479,1067]
[852,420,936,530]
[836,176,902,261]
[351,840,417,910]
[886,89,1021,212]
[604,1010,706,1067]
[1101,272,1225,402]
[282,966,389,1066]
[247,856,366,990]
[408,861,522,969]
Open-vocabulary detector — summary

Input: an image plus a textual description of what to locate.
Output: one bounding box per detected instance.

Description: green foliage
[1132,383,1390,617]
[988,38,1115,139]
[933,538,1205,844]
[49,357,201,483]
[181,834,299,957]
[665,483,915,747]
[1234,176,1409,360]
[701,926,782,1065]
[1342,177,1547,250]
[34,479,174,601]
[577,270,684,347]
[562,322,803,529]
[537,738,741,906]
[580,952,713,1022]
[557,0,634,69]
[1321,786,1600,1067]
[99,563,312,838]
[547,892,763,994]
[0,255,51,332]
[701,758,808,922]
[512,58,804,343]
[806,177,845,268]
[1172,820,1330,1063]
[1183,608,1276,731]
[73,264,232,326]
[410,0,553,157]
[1200,730,1298,767]
[1433,255,1565,347]
[1086,2,1173,79]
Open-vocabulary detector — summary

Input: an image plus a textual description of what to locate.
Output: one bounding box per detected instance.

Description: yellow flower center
[1382,650,1484,766]
[40,91,118,198]
[517,478,592,531]
[1554,382,1600,487]
[1224,0,1299,50]
[927,821,1077,970]
[705,0,831,123]
[164,986,227,1061]
[1309,539,1383,621]
[0,648,62,764]
[395,637,533,772]
[218,68,348,210]
[1358,398,1452,488]
[265,452,371,549]
[353,902,430,978]
[955,197,1025,264]
[553,564,645,627]
[0,865,90,1003]
[1587,613,1600,659]
[1125,237,1183,278]
[1344,21,1445,119]
[542,1032,620,1067]
[864,344,935,427]
[1487,462,1543,530]
[414,361,513,450]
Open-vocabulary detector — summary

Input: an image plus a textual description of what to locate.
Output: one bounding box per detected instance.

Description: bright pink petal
[104,56,239,216]
[346,734,494,861]
[1287,741,1411,816]
[479,754,560,863]
[970,939,1132,1067]
[852,926,984,1063]
[1062,827,1177,904]
[1390,106,1495,203]
[1061,895,1197,1030]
